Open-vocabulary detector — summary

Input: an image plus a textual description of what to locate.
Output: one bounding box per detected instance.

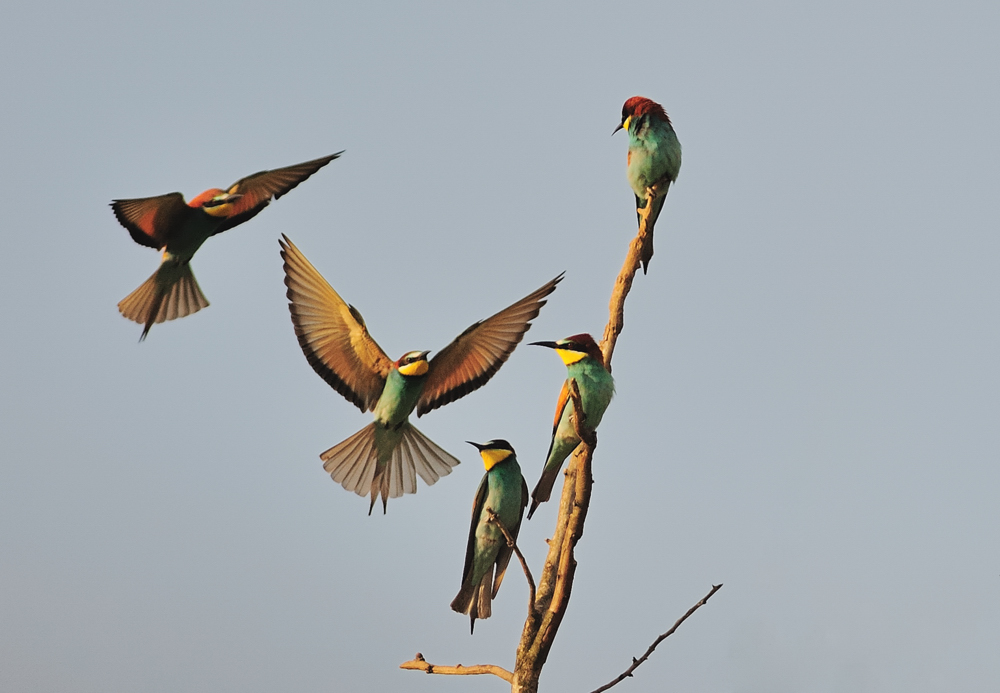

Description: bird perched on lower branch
[451,439,528,634]
[113,152,341,339]
[614,96,681,273]
[527,334,614,519]
[280,236,561,514]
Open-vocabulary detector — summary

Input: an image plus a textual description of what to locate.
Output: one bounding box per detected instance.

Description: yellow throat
[398,359,429,377]
[480,448,512,471]
[555,348,587,365]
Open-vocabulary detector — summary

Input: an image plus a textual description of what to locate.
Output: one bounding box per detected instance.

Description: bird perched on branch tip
[614,96,681,273]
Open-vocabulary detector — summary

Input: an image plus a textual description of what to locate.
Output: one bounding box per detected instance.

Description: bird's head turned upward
[396,350,431,377]
[614,96,671,135]
[466,439,516,471]
[530,333,604,367]
[188,188,244,217]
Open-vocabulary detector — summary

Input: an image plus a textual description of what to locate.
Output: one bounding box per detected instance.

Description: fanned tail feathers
[321,422,459,514]
[118,263,209,340]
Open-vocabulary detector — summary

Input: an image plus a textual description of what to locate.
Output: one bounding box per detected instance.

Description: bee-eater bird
[451,439,528,634]
[280,235,561,514]
[113,152,342,340]
[527,334,614,519]
[614,96,681,274]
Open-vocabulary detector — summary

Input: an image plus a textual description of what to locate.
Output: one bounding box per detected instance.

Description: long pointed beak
[613,123,624,135]
[466,441,485,451]
[529,341,559,349]
[419,350,431,360]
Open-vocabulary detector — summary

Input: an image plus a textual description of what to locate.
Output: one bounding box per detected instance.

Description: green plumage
[528,335,615,519]
[451,441,528,633]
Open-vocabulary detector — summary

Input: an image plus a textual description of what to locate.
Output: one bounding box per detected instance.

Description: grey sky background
[2,1,998,691]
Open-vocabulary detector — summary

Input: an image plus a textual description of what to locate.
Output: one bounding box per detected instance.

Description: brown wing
[111,193,191,249]
[280,235,392,412]
[214,152,343,234]
[416,273,563,416]
[551,380,571,434]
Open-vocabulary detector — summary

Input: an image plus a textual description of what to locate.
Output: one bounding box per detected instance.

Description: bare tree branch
[486,508,537,612]
[588,584,724,693]
[601,189,657,370]
[399,653,513,683]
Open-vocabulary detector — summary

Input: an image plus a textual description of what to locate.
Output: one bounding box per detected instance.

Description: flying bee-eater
[113,152,342,340]
[614,96,681,273]
[527,334,614,519]
[279,235,561,514]
[451,439,528,634]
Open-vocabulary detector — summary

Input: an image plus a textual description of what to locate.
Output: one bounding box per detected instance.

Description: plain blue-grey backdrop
[2,1,998,691]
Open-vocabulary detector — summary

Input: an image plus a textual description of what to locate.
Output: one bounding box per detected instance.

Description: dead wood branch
[399,653,513,683]
[588,583,724,693]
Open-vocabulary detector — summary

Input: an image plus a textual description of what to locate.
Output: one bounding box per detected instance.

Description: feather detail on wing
[111,193,190,249]
[416,273,564,416]
[281,235,391,411]
[213,152,342,234]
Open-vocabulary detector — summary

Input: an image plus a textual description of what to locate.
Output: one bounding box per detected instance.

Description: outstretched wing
[214,152,343,234]
[280,235,392,412]
[111,193,191,249]
[416,273,563,416]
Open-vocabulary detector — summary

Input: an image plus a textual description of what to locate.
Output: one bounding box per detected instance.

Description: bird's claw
[637,186,659,224]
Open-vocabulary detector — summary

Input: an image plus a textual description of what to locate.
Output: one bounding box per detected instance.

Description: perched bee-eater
[113,152,342,339]
[527,334,614,519]
[614,96,681,273]
[451,439,528,634]
[280,236,561,514]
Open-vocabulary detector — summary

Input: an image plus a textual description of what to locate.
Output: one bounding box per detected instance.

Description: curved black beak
[466,441,485,451]
[529,341,559,349]
[613,122,624,135]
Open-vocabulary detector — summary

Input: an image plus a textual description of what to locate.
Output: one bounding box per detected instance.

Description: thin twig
[588,584,724,693]
[600,189,657,369]
[486,508,537,611]
[399,653,513,683]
